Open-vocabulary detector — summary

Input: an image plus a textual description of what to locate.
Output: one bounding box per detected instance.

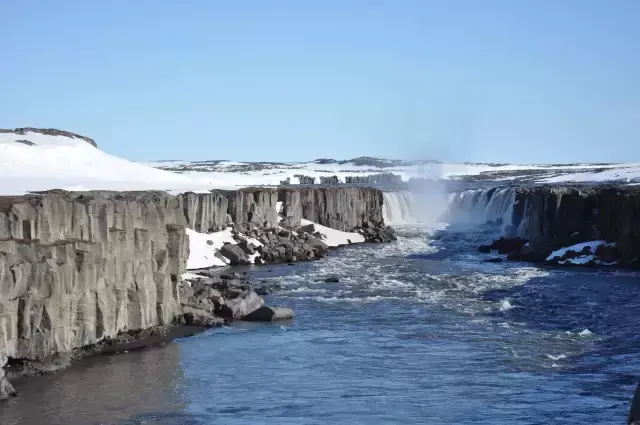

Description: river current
[1,202,639,424]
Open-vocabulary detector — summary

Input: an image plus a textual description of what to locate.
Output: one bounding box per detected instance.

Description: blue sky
[1,1,639,163]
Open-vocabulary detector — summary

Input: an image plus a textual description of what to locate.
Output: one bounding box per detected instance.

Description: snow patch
[185,227,236,269]
[300,219,365,247]
[546,241,614,262]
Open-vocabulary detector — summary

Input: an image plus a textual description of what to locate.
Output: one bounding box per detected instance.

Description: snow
[546,241,610,261]
[185,228,266,270]
[300,219,365,247]
[185,227,236,269]
[5,129,640,197]
[0,130,214,195]
[540,165,640,184]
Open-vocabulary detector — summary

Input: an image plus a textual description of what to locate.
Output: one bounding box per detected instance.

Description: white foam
[499,299,514,311]
[578,328,594,337]
[546,354,567,361]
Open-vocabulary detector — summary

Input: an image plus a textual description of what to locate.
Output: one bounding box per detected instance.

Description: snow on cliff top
[2,128,639,195]
[0,129,214,195]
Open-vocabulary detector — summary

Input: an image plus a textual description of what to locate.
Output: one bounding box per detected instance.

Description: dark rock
[477,245,491,253]
[219,244,251,265]
[630,381,640,424]
[507,245,549,263]
[243,306,294,322]
[596,244,619,263]
[238,240,256,255]
[490,237,528,254]
[324,276,340,283]
[299,223,315,234]
[218,291,265,319]
[182,306,224,327]
[278,229,292,238]
[484,257,503,263]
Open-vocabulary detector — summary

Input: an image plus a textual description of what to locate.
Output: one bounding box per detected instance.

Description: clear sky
[1,1,639,164]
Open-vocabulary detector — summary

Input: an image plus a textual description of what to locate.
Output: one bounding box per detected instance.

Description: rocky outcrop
[278,187,384,231]
[225,188,278,230]
[0,190,189,394]
[0,128,97,148]
[181,191,230,232]
[344,173,403,185]
[476,185,640,267]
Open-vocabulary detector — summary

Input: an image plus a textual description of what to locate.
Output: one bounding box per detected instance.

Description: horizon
[2,1,639,164]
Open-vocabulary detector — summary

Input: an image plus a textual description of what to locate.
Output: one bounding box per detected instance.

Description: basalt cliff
[0,186,394,399]
[470,185,640,267]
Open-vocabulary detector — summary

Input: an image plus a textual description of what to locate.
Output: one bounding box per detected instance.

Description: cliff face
[511,185,640,264]
[0,191,189,389]
[0,185,392,398]
[181,191,230,233]
[226,188,279,230]
[278,187,384,231]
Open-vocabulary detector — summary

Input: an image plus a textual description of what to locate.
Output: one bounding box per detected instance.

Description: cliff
[0,185,394,398]
[278,187,384,231]
[463,184,640,267]
[510,185,640,265]
[0,191,191,398]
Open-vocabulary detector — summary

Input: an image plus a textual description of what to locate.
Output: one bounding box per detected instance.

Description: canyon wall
[278,187,384,231]
[0,191,190,398]
[0,185,391,398]
[512,185,640,264]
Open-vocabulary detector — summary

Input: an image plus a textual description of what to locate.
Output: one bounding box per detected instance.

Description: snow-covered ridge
[0,128,215,195]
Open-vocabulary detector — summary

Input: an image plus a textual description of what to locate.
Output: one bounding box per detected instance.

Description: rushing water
[1,195,639,424]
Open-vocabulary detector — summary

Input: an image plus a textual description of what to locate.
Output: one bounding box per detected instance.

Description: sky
[1,0,639,164]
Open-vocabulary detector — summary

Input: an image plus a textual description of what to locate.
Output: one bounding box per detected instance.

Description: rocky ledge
[476,185,640,268]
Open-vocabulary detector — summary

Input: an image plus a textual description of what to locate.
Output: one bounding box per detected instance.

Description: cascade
[445,187,517,231]
[382,191,418,226]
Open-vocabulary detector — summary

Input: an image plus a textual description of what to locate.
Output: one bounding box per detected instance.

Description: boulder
[238,240,256,255]
[299,223,315,234]
[324,276,340,283]
[477,245,491,253]
[218,291,265,319]
[219,243,251,265]
[242,306,294,322]
[596,244,619,263]
[490,237,528,254]
[182,306,225,327]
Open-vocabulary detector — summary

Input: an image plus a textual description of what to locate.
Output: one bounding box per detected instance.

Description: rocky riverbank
[0,185,396,400]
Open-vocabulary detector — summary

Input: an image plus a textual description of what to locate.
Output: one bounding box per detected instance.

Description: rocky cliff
[479,185,640,267]
[0,185,394,399]
[226,188,279,230]
[278,187,384,231]
[0,191,191,398]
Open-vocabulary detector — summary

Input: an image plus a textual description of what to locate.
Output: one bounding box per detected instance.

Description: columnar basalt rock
[0,185,395,398]
[278,186,384,231]
[225,188,279,230]
[181,191,230,233]
[484,185,640,267]
[0,191,189,394]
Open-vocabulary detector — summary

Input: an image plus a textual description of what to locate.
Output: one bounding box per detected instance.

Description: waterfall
[383,191,417,226]
[445,187,517,230]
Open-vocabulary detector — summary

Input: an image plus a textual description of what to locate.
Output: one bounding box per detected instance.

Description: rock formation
[0,184,397,398]
[475,185,640,267]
